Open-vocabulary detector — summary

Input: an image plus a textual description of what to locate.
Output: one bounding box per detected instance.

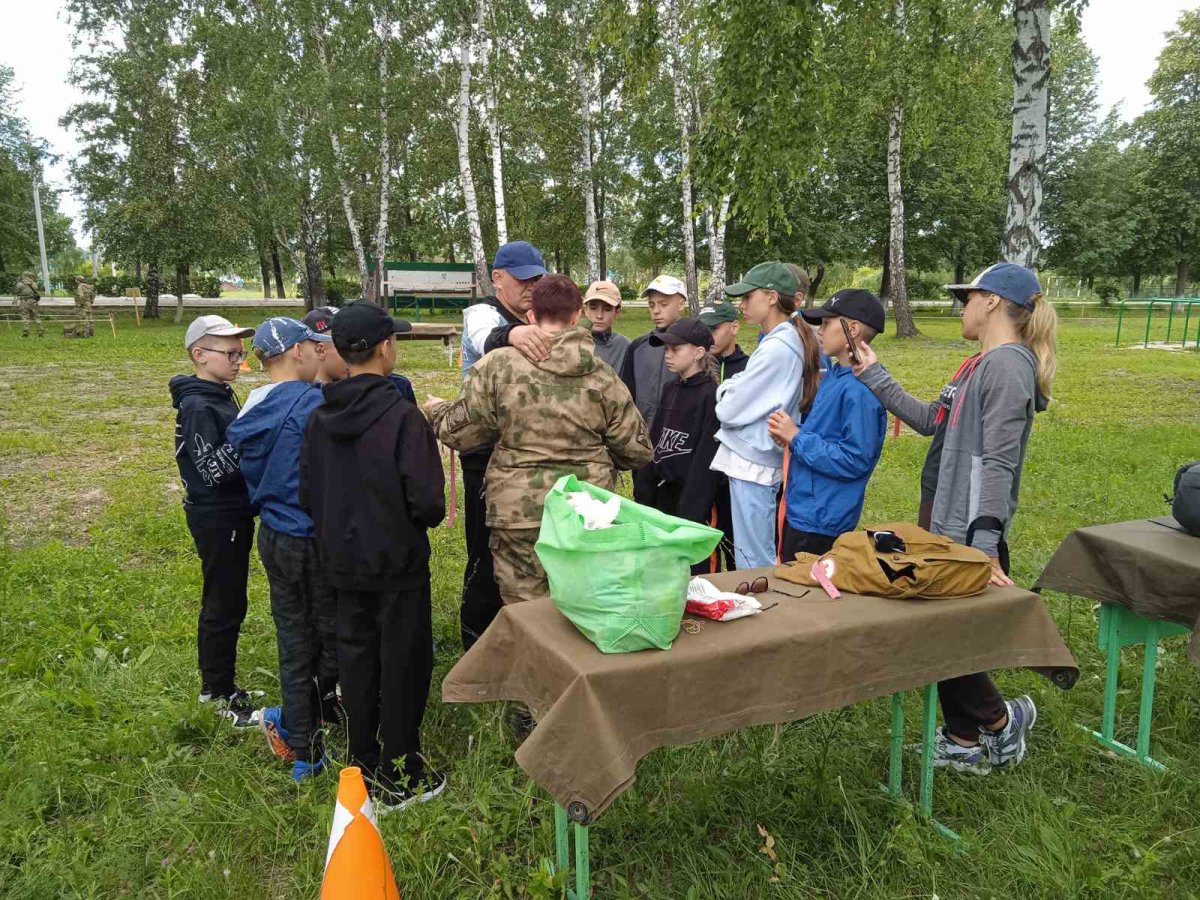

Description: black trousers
[258,524,339,761]
[779,524,837,561]
[919,496,1008,741]
[337,579,433,792]
[187,512,254,698]
[460,453,503,650]
[713,481,735,571]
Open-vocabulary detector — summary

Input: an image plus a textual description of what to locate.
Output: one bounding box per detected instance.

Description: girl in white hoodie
[712,262,820,568]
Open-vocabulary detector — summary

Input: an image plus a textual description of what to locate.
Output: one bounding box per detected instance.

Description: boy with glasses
[170,315,260,727]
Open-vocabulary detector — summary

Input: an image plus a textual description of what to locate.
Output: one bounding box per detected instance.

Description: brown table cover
[442,567,1078,822]
[1035,517,1200,665]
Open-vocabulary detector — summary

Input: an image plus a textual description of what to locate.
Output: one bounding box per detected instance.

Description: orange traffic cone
[320,767,400,899]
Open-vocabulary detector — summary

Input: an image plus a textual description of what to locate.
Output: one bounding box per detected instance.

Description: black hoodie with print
[300,374,445,589]
[717,345,749,382]
[169,375,254,521]
[633,371,724,523]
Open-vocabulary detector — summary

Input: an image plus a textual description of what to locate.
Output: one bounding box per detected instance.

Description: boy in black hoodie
[300,301,447,812]
[170,315,258,727]
[633,318,725,573]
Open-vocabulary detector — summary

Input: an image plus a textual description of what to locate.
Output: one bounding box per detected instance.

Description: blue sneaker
[915,726,991,775]
[981,695,1037,770]
[292,757,327,782]
[259,707,295,762]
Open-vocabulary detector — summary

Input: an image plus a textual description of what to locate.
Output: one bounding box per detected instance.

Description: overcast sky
[2,0,1196,247]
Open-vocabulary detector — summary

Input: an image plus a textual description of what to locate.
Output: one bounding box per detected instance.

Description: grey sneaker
[981,695,1037,770]
[915,726,991,775]
[199,687,263,729]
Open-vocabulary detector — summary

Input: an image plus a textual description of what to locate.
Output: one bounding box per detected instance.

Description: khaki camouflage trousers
[18,298,43,336]
[64,297,94,337]
[489,527,550,605]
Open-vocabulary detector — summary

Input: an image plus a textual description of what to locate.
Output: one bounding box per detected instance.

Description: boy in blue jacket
[767,289,888,558]
[226,317,339,780]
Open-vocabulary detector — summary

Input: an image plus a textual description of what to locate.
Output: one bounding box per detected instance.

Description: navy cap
[648,317,714,349]
[946,262,1042,309]
[253,316,330,358]
[492,240,548,281]
[331,300,412,353]
[301,306,339,335]
[800,289,886,333]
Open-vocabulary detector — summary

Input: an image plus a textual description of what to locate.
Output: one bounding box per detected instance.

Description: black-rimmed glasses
[195,346,248,363]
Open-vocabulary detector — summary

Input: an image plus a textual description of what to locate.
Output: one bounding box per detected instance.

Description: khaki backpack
[775,522,992,600]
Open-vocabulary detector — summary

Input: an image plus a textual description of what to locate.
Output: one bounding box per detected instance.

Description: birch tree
[454,15,490,295]
[665,0,699,312]
[475,0,508,245]
[1002,0,1051,268]
[884,0,917,337]
[576,36,601,283]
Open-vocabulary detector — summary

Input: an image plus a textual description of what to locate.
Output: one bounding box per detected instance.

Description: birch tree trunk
[1002,0,1050,269]
[704,193,731,303]
[455,29,491,296]
[372,15,393,304]
[576,52,600,284]
[299,196,326,310]
[667,0,698,314]
[886,95,919,337]
[476,0,508,245]
[315,29,371,300]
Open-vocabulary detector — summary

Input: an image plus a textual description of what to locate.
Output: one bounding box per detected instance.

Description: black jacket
[717,345,749,382]
[619,330,670,425]
[300,374,445,589]
[633,371,723,523]
[169,375,253,521]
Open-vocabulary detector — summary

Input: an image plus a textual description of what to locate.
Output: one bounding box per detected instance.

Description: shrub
[1095,281,1122,306]
[324,277,363,304]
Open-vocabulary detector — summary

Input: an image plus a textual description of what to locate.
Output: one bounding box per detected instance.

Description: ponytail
[792,317,822,414]
[1007,292,1057,400]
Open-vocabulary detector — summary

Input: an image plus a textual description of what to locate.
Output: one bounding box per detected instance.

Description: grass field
[1,307,1199,898]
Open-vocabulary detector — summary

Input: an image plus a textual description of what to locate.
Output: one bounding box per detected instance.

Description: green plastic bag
[535,474,722,653]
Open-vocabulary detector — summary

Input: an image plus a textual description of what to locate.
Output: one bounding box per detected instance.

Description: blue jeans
[728,477,777,569]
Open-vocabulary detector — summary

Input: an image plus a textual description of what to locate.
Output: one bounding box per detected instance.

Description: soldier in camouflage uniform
[14,271,44,337]
[426,275,652,604]
[66,275,96,338]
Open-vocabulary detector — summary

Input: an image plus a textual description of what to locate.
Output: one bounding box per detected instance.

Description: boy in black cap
[767,289,888,558]
[299,301,447,811]
[633,318,725,569]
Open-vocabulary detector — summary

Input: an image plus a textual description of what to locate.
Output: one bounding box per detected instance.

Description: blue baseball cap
[492,240,547,280]
[252,316,330,359]
[946,262,1042,309]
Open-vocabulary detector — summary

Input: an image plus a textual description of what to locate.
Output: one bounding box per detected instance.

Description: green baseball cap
[724,261,799,297]
[698,302,739,326]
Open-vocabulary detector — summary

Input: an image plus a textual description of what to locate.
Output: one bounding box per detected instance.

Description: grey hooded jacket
[858,342,1047,558]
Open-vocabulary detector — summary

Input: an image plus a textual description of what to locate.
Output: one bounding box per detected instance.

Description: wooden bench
[382,262,483,319]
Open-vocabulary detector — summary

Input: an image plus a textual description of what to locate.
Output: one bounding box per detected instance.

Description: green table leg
[888,692,904,799]
[881,688,960,842]
[1082,604,1186,772]
[552,803,590,900]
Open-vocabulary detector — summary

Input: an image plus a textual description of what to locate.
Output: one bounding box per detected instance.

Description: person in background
[303,304,418,401]
[620,275,689,426]
[711,262,819,569]
[699,301,748,382]
[767,289,887,558]
[169,315,259,727]
[455,241,547,650]
[853,262,1058,775]
[583,280,630,373]
[15,271,44,338]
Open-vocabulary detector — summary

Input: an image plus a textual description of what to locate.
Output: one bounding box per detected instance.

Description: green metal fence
[1113,297,1200,348]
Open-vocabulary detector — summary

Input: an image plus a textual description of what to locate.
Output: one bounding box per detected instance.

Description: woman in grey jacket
[852,262,1058,775]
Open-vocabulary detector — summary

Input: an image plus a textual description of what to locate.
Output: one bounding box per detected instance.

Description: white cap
[641,275,687,300]
[184,315,255,350]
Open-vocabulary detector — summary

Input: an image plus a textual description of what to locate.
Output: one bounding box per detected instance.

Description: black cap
[330,301,412,353]
[648,317,714,349]
[301,306,339,335]
[800,288,886,333]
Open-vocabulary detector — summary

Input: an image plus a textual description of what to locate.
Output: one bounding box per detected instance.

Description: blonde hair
[1006,292,1057,400]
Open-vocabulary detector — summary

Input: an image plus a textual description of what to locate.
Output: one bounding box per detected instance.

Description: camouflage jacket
[14,276,38,302]
[75,282,96,304]
[429,325,653,529]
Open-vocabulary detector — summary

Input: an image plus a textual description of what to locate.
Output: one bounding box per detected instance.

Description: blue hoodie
[784,363,887,537]
[714,321,807,467]
[226,380,325,537]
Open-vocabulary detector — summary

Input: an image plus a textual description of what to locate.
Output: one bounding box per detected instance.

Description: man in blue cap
[457,240,549,649]
[225,317,338,780]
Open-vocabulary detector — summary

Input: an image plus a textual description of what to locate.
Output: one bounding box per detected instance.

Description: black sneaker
[199,687,263,729]
[376,770,447,816]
